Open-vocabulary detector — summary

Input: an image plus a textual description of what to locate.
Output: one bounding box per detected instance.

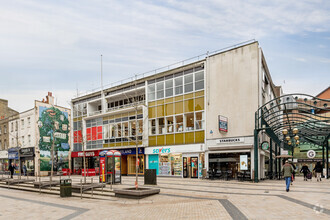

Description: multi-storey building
[5,92,71,176]
[71,41,280,180]
[0,99,18,172]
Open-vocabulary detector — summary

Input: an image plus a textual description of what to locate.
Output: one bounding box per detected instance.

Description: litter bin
[60,179,72,197]
[144,169,157,185]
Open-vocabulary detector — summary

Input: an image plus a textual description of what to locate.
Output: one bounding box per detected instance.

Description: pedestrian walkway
[0,176,329,219]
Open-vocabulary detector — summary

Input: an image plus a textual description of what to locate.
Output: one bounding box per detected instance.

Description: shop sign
[218,115,228,132]
[261,141,269,150]
[216,138,244,144]
[240,155,248,170]
[119,148,144,155]
[19,147,34,157]
[307,150,316,159]
[71,150,100,158]
[298,159,322,162]
[0,151,8,158]
[8,152,18,160]
[152,147,171,154]
[54,132,66,139]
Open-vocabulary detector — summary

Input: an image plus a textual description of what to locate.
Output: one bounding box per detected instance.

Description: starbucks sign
[261,141,269,150]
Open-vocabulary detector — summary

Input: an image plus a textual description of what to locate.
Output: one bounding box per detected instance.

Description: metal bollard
[7,175,9,190]
[39,177,41,194]
[80,179,82,199]
[110,173,112,190]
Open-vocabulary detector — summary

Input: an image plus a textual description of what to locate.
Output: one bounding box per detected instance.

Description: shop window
[156,82,164,99]
[195,112,204,130]
[175,77,183,95]
[157,135,165,146]
[165,79,173,97]
[171,154,182,176]
[149,119,156,135]
[165,103,174,116]
[184,74,193,93]
[148,84,155,101]
[158,118,165,134]
[175,115,183,132]
[156,105,164,117]
[159,155,170,175]
[166,134,175,145]
[149,107,156,119]
[166,116,174,133]
[184,113,194,131]
[175,101,183,114]
[184,99,194,112]
[184,132,194,144]
[195,97,204,111]
[128,155,144,174]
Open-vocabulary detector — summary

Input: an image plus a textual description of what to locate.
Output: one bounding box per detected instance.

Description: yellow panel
[123,142,128,146]
[184,93,193,99]
[138,141,142,145]
[157,135,165,146]
[194,90,204,97]
[185,132,195,144]
[195,97,204,111]
[184,99,194,112]
[137,110,143,114]
[165,103,174,116]
[148,101,156,107]
[73,117,82,122]
[164,97,173,103]
[122,112,129,117]
[110,143,116,147]
[156,105,164,117]
[129,111,136,116]
[156,99,164,105]
[129,141,136,146]
[149,136,157,146]
[109,115,115,120]
[175,101,183,114]
[195,131,205,143]
[115,142,122,147]
[148,107,156,118]
[113,114,120,119]
[166,134,175,145]
[174,95,183,101]
[175,133,184,145]
[103,144,109,148]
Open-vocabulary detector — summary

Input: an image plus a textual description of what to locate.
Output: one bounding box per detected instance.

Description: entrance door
[191,157,198,178]
[183,157,188,178]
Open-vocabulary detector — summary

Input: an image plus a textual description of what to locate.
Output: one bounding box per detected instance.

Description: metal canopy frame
[254,93,330,182]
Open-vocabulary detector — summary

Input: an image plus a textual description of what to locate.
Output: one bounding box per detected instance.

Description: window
[156,82,164,99]
[123,122,129,137]
[4,140,6,149]
[15,121,17,131]
[148,84,156,101]
[195,112,204,130]
[28,135,31,145]
[165,79,173,97]
[22,136,24,146]
[184,74,193,93]
[138,120,143,135]
[11,138,14,146]
[195,71,204,90]
[0,126,2,134]
[0,141,1,149]
[130,121,136,136]
[158,118,165,134]
[175,115,183,132]
[11,122,13,132]
[184,113,194,131]
[166,116,174,133]
[4,125,6,134]
[175,77,183,95]
[103,124,109,139]
[21,119,24,128]
[149,119,156,135]
[117,123,121,137]
[27,117,31,126]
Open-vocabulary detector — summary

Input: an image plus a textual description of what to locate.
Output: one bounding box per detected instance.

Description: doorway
[183,157,198,178]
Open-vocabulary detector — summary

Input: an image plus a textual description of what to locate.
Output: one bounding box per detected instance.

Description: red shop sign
[71,150,101,158]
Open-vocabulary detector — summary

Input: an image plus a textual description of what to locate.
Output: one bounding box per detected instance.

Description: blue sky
[1,0,329,112]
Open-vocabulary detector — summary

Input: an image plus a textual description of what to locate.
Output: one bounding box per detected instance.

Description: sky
[1,0,329,112]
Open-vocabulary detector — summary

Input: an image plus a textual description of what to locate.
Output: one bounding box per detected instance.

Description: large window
[156,82,164,99]
[184,74,193,93]
[175,77,183,95]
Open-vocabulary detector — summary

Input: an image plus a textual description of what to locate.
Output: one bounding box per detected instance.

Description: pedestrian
[22,162,27,176]
[290,162,296,185]
[313,162,323,182]
[8,162,16,178]
[281,160,293,192]
[300,164,310,181]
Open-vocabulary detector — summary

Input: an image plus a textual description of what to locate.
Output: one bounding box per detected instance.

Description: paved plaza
[0,176,329,220]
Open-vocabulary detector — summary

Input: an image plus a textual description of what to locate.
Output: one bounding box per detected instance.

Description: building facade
[72,41,280,180]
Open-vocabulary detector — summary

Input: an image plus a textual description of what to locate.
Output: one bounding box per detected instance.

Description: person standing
[300,164,310,181]
[313,162,323,182]
[281,160,293,192]
[22,162,27,176]
[8,162,16,178]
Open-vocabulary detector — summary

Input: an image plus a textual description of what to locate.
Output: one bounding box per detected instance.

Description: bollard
[7,175,9,190]
[80,179,82,199]
[110,173,112,190]
[39,176,41,194]
[102,181,104,193]
[91,178,93,197]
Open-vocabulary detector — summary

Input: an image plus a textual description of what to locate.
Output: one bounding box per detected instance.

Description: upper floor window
[21,119,24,129]
[11,122,14,132]
[4,125,7,134]
[27,117,31,126]
[0,126,2,135]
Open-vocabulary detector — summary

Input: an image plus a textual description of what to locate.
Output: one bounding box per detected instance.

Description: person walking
[8,162,16,178]
[281,160,293,192]
[22,162,27,176]
[290,162,296,185]
[300,164,310,181]
[313,162,323,182]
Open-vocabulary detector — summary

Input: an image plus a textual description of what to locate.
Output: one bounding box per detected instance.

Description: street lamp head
[282,129,288,135]
[285,135,291,141]
[294,135,299,141]
[288,140,292,145]
[296,140,300,145]
[293,128,298,134]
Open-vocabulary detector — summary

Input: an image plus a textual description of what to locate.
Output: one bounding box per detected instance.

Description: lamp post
[282,128,299,160]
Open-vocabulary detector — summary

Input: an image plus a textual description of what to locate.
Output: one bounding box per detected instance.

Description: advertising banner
[240,155,248,171]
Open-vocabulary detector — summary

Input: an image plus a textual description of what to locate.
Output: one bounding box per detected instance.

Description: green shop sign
[261,141,269,150]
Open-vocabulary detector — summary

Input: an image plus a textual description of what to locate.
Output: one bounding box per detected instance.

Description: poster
[240,155,248,171]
